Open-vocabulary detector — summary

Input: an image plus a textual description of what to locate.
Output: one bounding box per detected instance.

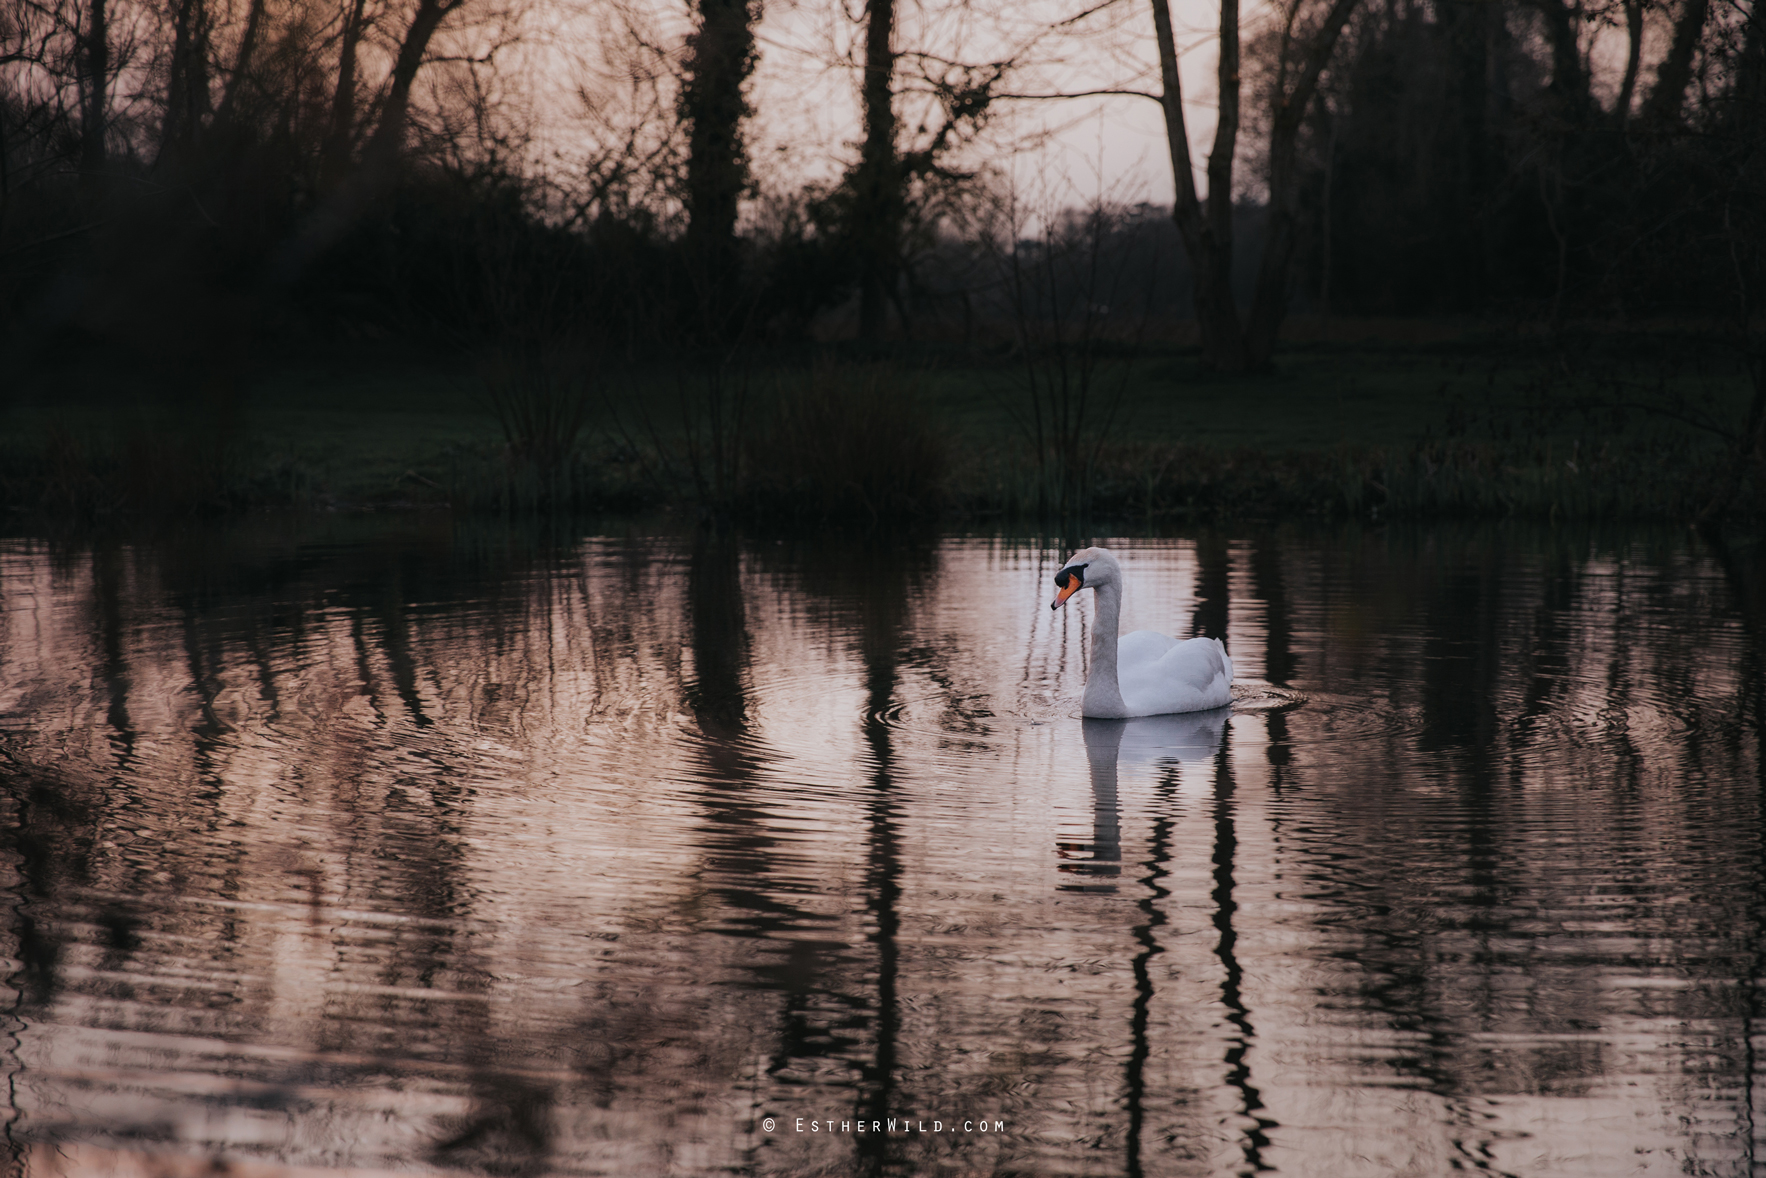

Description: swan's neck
[1083,579,1128,718]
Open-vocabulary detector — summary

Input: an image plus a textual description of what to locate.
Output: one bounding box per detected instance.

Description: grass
[2,327,1757,524]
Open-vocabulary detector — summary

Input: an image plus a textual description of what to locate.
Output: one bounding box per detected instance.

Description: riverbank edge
[6,332,1758,526]
[0,433,1751,526]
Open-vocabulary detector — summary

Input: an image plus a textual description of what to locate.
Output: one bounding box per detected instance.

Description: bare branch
[992,87,1162,103]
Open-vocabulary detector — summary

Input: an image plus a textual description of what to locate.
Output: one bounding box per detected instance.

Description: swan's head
[1050,546,1120,610]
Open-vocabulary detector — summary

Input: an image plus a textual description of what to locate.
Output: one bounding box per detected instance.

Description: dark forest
[1,0,1763,521]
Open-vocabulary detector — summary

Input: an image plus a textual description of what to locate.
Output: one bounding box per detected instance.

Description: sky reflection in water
[0,520,1761,1177]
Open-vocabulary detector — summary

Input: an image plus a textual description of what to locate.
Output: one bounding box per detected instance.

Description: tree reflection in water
[1077,711,1236,1176]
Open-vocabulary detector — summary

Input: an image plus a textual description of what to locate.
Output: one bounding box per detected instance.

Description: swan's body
[1050,547,1234,718]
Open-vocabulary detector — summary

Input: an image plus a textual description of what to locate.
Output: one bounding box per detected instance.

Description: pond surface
[0,518,1762,1178]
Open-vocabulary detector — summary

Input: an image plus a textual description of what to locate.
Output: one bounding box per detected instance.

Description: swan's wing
[1118,629,1178,670]
[1119,636,1234,715]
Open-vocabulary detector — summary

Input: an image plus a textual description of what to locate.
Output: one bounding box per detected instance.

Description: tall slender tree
[363,0,470,168]
[1615,0,1644,126]
[1642,0,1712,124]
[679,0,760,329]
[320,0,371,188]
[78,0,110,201]
[161,0,211,160]
[852,0,898,343]
[833,0,1010,343]
[211,0,267,128]
[1150,0,1246,368]
[1150,0,1360,370]
[265,0,475,287]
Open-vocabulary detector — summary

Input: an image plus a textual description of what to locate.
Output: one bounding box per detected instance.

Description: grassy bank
[3,328,1757,525]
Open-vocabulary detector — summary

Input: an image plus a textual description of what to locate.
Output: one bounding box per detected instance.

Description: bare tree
[824,0,1014,342]
[159,0,211,159]
[853,0,897,342]
[263,0,480,287]
[210,0,267,127]
[1150,0,1245,368]
[1643,0,1713,124]
[364,0,473,167]
[319,0,372,187]
[1150,0,1359,369]
[1533,0,1595,117]
[78,0,109,198]
[1615,0,1644,125]
[679,0,759,330]
[558,1,682,230]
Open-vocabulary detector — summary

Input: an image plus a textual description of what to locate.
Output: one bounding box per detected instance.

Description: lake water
[0,518,1761,1178]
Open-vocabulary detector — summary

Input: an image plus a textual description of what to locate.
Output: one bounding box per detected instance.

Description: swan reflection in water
[1058,707,1231,889]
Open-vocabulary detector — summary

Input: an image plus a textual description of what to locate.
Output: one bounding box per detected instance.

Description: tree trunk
[321,0,370,188]
[1440,0,1493,307]
[678,0,759,330]
[1153,0,1359,369]
[265,0,461,288]
[79,0,109,198]
[162,0,210,162]
[213,0,267,128]
[855,0,898,343]
[1643,0,1712,124]
[1201,0,1248,369]
[1245,119,1303,364]
[1735,1,1765,120]
[1,101,12,244]
[1616,0,1643,125]
[363,0,457,170]
[1149,0,1247,369]
[1533,0,1592,116]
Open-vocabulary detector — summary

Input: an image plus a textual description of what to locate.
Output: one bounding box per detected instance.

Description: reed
[744,365,948,522]
[468,346,593,506]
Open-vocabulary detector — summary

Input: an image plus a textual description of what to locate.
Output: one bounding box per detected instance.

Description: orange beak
[1051,578,1082,610]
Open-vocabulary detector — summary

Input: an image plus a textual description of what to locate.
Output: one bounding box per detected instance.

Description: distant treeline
[0,0,1760,365]
[1293,0,1763,320]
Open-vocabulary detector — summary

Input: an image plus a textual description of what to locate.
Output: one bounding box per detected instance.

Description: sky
[532,0,1260,217]
[712,0,1648,217]
[744,0,1243,206]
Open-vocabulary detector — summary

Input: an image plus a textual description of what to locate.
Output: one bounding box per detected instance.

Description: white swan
[1050,546,1234,717]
